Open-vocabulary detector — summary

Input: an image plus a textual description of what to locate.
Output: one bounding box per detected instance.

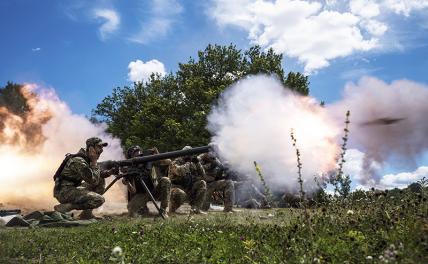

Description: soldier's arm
[69,158,100,186]
[168,160,190,181]
[195,161,207,181]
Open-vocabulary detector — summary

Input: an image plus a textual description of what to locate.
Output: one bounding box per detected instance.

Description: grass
[0,188,427,263]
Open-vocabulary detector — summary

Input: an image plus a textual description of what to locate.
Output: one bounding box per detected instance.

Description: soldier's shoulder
[68,156,89,167]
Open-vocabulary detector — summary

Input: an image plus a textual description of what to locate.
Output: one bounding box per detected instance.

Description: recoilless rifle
[100,146,211,219]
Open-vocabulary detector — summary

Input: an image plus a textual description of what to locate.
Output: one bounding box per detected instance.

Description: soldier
[168,146,207,214]
[53,137,117,219]
[198,152,235,212]
[235,180,270,209]
[121,146,171,218]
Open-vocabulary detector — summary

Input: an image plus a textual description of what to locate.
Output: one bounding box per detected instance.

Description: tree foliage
[93,44,310,151]
[0,82,29,115]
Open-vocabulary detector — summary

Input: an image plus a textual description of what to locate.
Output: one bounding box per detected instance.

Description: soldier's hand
[151,147,160,154]
[88,146,99,163]
[191,156,199,163]
[109,166,120,176]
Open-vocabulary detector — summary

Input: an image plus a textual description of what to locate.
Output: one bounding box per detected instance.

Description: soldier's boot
[159,208,169,219]
[190,207,207,215]
[54,203,75,213]
[79,209,102,220]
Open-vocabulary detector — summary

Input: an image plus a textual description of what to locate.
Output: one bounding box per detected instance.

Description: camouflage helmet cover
[86,137,108,148]
[127,145,142,158]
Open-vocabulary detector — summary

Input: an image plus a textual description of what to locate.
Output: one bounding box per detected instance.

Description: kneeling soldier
[53,137,116,219]
[122,146,171,218]
[169,146,207,214]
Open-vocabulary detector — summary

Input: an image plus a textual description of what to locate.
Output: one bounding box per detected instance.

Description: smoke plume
[0,84,125,212]
[208,75,341,193]
[209,75,428,192]
[328,76,428,185]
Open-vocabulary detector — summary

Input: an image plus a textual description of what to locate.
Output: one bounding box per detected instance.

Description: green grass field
[0,190,427,263]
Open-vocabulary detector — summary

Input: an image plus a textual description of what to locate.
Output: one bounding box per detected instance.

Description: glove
[110,166,120,175]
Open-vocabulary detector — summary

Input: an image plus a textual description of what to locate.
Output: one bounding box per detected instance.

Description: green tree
[93,44,310,151]
[0,82,29,115]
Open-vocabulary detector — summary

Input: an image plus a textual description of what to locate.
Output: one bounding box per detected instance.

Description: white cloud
[208,0,428,73]
[93,8,120,40]
[127,59,166,83]
[382,0,428,16]
[343,149,426,190]
[32,48,41,52]
[350,0,380,18]
[130,0,183,44]
[378,166,428,189]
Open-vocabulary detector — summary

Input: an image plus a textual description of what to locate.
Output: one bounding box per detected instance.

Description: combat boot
[54,203,75,213]
[79,209,103,220]
[160,209,169,219]
[191,207,207,215]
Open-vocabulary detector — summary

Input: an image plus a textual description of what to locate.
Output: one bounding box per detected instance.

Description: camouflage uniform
[199,153,234,212]
[235,180,269,209]
[123,146,172,217]
[168,155,207,213]
[53,148,105,210]
[124,162,172,216]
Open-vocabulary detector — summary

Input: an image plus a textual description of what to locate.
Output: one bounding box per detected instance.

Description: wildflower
[139,228,144,236]
[366,256,373,260]
[111,246,123,257]
[347,210,354,215]
[239,235,245,241]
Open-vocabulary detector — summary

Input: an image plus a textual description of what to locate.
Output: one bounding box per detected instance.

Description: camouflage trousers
[54,178,105,210]
[202,180,235,211]
[127,177,171,216]
[170,180,207,212]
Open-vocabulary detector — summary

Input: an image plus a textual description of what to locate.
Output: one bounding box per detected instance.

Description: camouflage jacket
[198,153,224,183]
[168,157,205,187]
[58,148,101,188]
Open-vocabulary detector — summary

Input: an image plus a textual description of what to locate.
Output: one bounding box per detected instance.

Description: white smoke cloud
[128,59,166,83]
[327,76,428,187]
[208,75,341,193]
[93,8,120,40]
[0,84,125,211]
[208,74,428,192]
[208,0,428,73]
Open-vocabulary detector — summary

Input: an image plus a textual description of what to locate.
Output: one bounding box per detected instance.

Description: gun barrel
[117,145,211,166]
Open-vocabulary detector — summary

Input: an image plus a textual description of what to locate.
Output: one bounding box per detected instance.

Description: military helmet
[86,137,108,148]
[127,145,142,159]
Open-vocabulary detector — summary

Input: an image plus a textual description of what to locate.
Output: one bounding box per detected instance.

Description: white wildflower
[111,246,123,257]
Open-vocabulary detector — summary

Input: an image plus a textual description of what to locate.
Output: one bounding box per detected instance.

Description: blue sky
[1,0,427,114]
[1,0,428,189]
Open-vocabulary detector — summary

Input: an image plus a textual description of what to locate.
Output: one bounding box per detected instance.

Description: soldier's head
[182,146,192,161]
[86,137,108,159]
[127,146,142,159]
[204,152,216,161]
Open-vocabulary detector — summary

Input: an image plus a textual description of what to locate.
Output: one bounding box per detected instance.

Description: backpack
[53,153,90,186]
